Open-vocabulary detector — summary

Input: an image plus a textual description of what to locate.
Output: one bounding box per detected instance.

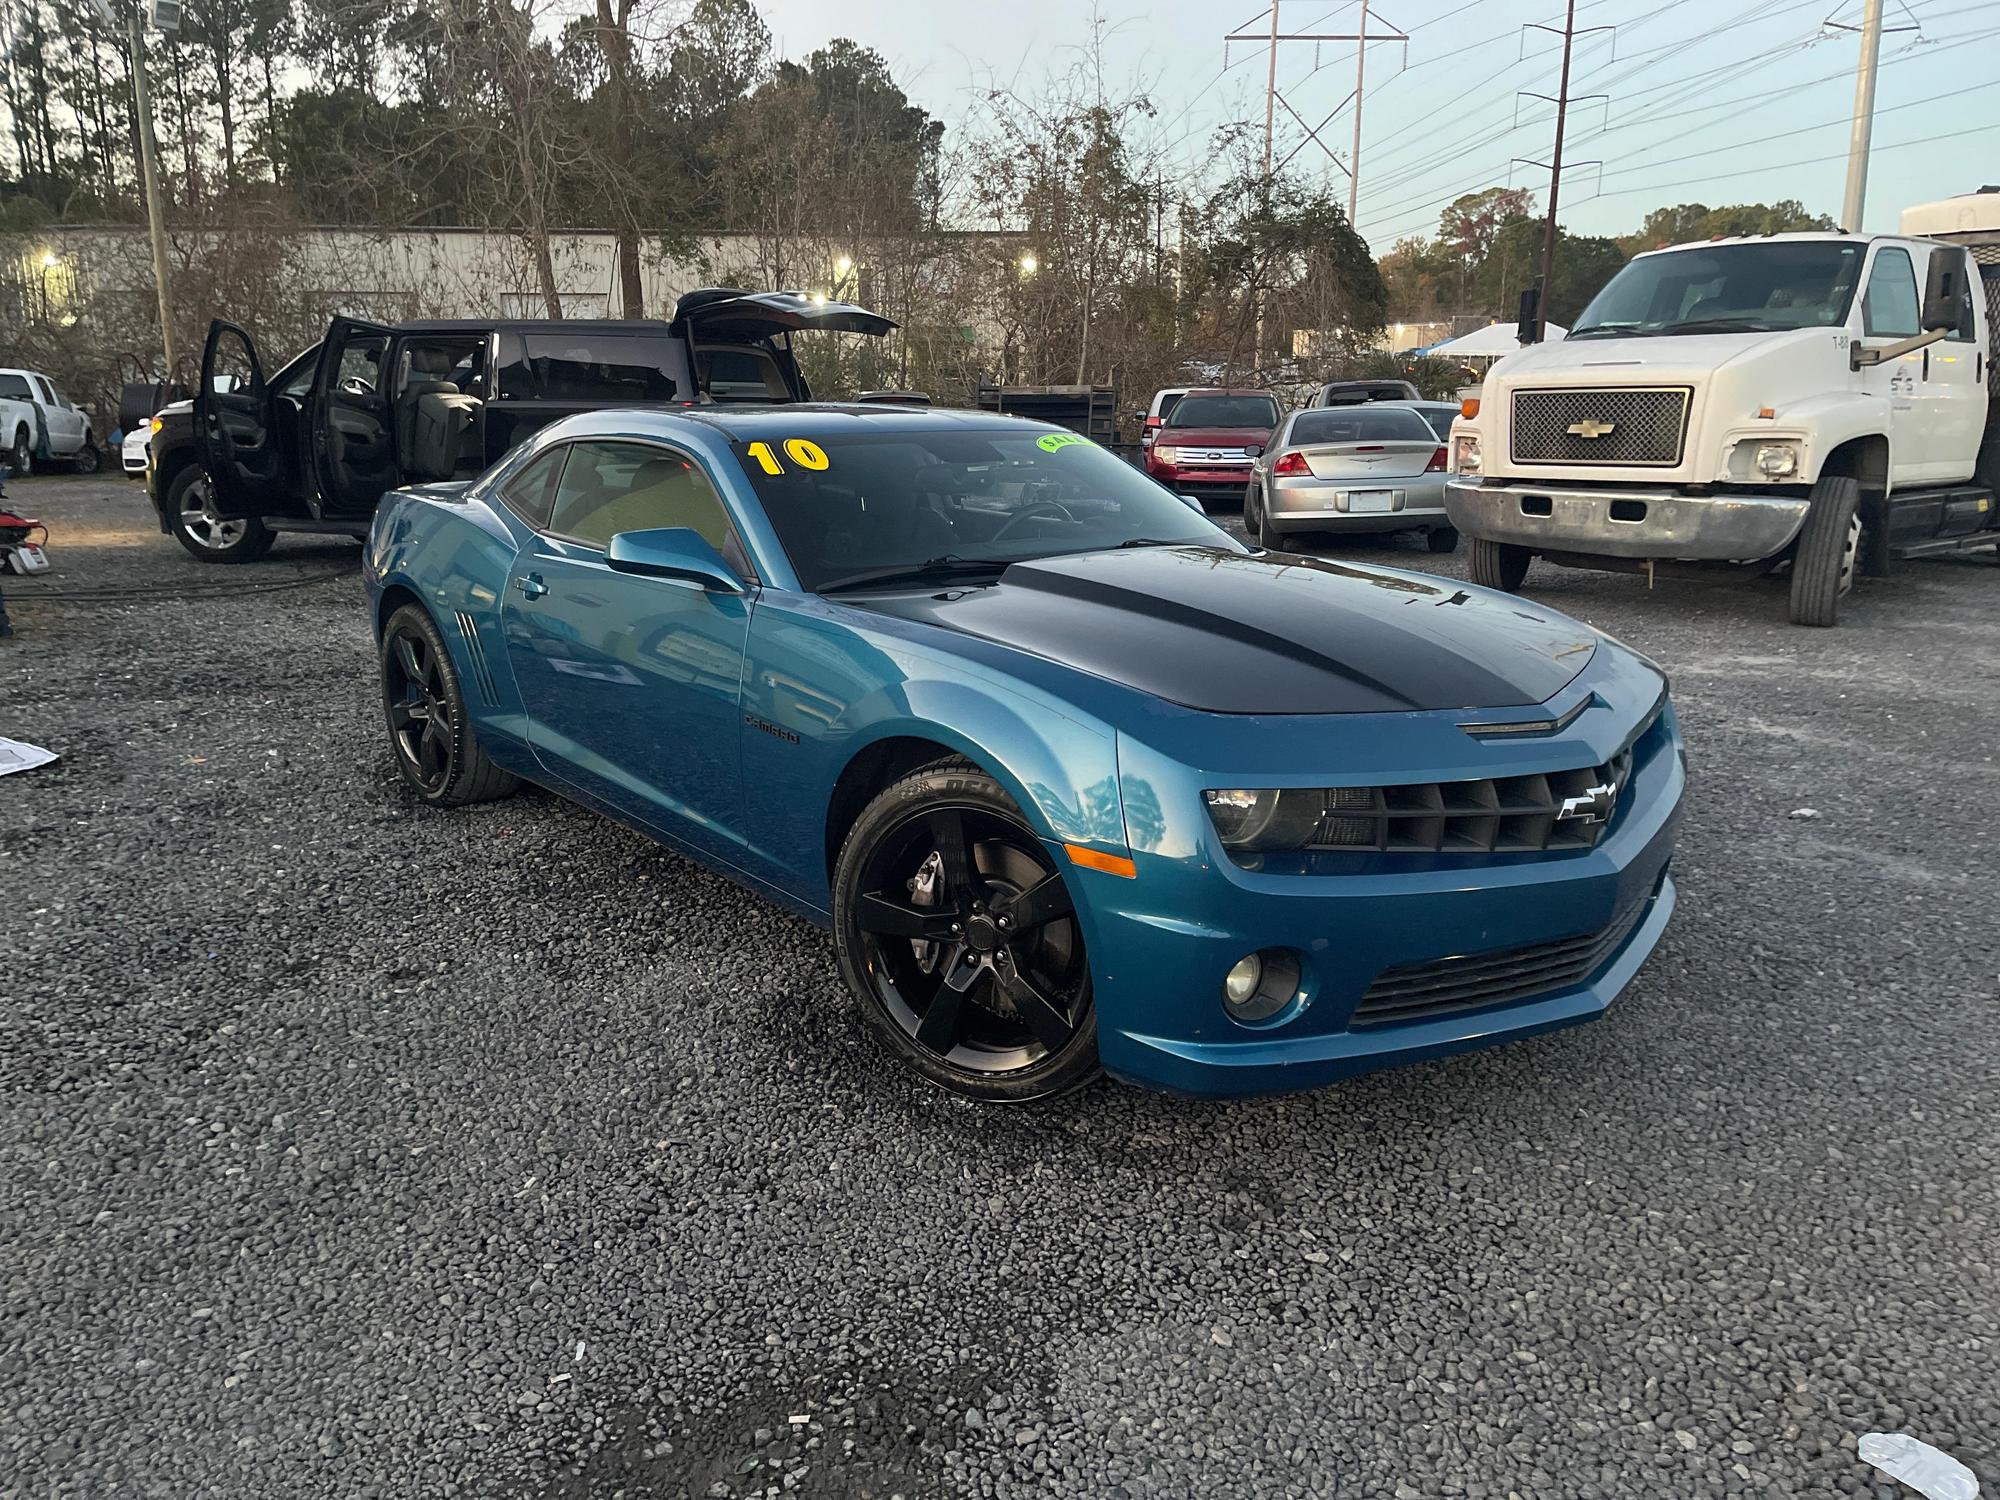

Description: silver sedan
[1244,404,1458,553]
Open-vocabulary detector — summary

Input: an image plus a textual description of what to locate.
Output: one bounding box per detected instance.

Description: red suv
[1143,389,1280,507]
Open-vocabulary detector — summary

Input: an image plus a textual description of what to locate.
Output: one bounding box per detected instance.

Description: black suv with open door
[146,289,894,563]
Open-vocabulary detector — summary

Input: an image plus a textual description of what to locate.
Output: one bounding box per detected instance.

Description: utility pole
[1263,1,1280,179]
[1349,0,1368,219]
[1840,0,1885,229]
[1535,0,1577,321]
[123,3,177,378]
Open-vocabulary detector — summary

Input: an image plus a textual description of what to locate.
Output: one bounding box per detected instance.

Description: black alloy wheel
[834,761,1099,1103]
[379,603,518,806]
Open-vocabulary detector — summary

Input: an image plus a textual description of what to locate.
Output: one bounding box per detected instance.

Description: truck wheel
[166,466,275,564]
[9,427,30,476]
[72,432,100,474]
[1787,473,1862,627]
[1468,537,1530,591]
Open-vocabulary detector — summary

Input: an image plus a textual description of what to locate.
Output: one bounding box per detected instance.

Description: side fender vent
[454,610,499,705]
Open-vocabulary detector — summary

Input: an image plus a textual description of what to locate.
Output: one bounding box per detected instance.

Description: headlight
[1152,445,1180,464]
[1451,434,1481,473]
[1203,788,1337,852]
[1754,441,1799,478]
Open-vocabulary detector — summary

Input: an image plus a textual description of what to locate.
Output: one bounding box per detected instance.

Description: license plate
[1347,490,1393,514]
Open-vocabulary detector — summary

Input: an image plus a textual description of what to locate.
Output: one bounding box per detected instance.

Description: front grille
[1171,447,1252,465]
[1293,750,1632,856]
[1511,387,1690,466]
[1352,889,1653,1027]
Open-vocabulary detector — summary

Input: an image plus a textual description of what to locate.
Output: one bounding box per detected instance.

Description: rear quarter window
[499,334,684,403]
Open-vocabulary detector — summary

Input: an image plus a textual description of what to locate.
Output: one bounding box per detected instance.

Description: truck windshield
[1569,241,1864,339]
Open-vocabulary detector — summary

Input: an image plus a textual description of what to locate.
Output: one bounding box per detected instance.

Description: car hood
[1155,425,1271,450]
[1493,327,1819,383]
[849,546,1597,714]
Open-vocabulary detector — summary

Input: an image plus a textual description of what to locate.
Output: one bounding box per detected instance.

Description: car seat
[399,346,481,481]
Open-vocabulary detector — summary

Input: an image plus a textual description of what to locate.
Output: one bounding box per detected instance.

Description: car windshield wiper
[814,555,1020,594]
[1651,317,1779,335]
[1113,536,1188,549]
[1567,323,1644,339]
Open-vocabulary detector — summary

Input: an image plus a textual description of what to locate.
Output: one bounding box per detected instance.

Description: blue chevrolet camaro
[363,405,1684,1102]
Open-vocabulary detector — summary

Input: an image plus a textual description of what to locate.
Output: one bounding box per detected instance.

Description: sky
[750,0,2000,249]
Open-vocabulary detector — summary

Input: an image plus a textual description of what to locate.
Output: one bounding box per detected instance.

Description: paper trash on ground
[0,736,56,776]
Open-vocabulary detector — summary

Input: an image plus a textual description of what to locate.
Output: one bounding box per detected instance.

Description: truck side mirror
[1919,249,1964,334]
[1516,288,1542,346]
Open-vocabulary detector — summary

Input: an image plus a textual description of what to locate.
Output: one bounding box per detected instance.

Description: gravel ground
[4,475,1998,1500]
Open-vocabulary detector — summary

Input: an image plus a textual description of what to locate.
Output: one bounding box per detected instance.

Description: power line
[1571,119,2000,204]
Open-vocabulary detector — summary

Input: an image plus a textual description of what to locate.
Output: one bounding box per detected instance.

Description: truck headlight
[1451,434,1481,474]
[1152,445,1180,464]
[1754,442,1800,478]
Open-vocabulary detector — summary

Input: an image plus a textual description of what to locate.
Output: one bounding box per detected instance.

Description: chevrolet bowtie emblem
[1567,419,1617,439]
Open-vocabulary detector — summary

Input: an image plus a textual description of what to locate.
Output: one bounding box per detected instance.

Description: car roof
[536,403,1079,444]
[1178,388,1275,399]
[392,319,673,335]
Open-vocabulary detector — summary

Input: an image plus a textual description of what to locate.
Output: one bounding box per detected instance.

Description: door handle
[515,573,548,600]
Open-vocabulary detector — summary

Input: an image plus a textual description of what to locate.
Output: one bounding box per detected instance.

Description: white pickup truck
[0,366,101,475]
[1445,190,1999,625]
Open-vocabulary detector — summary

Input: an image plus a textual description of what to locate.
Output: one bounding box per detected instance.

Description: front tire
[166,466,275,563]
[1787,473,1862,627]
[833,760,1100,1103]
[72,434,101,474]
[1468,536,1531,591]
[380,603,519,806]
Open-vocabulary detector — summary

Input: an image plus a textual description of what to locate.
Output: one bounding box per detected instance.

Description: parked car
[1143,389,1280,506]
[1447,200,2000,625]
[0,367,100,474]
[1245,404,1456,551]
[1134,386,1190,455]
[1402,400,1462,440]
[1315,378,1422,407]
[146,289,893,563]
[364,402,1683,1102]
[122,425,150,477]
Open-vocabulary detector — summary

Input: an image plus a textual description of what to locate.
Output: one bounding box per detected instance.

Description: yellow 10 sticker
[746,438,830,475]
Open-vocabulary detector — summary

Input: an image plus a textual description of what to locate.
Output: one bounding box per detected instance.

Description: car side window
[547,440,751,576]
[33,377,55,404]
[1861,247,1920,338]
[0,375,29,400]
[498,446,567,530]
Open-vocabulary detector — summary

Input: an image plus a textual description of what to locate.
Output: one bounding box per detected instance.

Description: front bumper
[1151,465,1253,501]
[1075,651,1684,1098]
[1446,478,1809,561]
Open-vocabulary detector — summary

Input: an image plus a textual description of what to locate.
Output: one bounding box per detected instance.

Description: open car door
[674,289,895,402]
[308,315,399,521]
[196,321,291,520]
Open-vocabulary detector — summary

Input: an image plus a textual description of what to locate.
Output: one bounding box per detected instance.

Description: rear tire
[9,427,30,476]
[1787,473,1862,627]
[833,759,1100,1104]
[1426,526,1459,554]
[1468,536,1530,591]
[166,466,275,563]
[380,603,519,806]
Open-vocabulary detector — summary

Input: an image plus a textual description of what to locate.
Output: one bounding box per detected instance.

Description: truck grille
[1352,888,1653,1027]
[1295,749,1632,856]
[1511,387,1690,466]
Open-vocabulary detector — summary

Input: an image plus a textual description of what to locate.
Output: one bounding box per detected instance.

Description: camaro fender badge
[745,713,799,744]
[1567,419,1617,439]
[1556,782,1618,824]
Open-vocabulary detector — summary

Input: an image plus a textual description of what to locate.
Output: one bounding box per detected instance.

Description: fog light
[1755,442,1799,478]
[1221,948,1303,1024]
[1224,954,1264,1006]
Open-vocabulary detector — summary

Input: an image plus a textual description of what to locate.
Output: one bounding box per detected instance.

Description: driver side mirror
[606,527,746,594]
[1920,249,1965,334]
[1516,287,1542,346]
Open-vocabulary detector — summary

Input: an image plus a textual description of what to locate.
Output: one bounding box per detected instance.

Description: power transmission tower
[1223,2,1408,203]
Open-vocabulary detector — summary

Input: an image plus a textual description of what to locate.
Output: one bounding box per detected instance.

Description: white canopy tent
[1423,321,1569,358]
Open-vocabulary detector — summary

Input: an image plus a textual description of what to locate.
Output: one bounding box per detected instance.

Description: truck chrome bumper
[1445,480,1810,561]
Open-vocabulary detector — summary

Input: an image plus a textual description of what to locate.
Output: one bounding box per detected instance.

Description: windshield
[1165,395,1278,429]
[1287,408,1436,445]
[1570,241,1864,338]
[730,428,1228,591]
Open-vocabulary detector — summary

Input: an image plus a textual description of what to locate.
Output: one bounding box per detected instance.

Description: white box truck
[1444,189,1999,625]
